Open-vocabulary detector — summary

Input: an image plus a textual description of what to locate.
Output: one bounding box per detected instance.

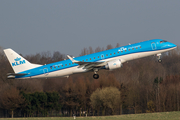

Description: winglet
[67,55,79,63]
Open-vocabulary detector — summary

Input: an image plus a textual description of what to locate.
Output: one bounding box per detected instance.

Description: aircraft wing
[67,55,106,70]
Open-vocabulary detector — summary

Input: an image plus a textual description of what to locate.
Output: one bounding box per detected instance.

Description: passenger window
[114,53,115,54]
[69,63,71,65]
[136,47,138,49]
[106,54,108,56]
[65,64,67,66]
[110,53,112,55]
[121,51,123,53]
[132,48,134,50]
[62,65,63,67]
[98,56,99,58]
[94,57,95,59]
[86,59,88,61]
[117,52,119,54]
[90,58,91,60]
[140,46,141,48]
[125,50,126,52]
[129,49,130,51]
[82,60,84,62]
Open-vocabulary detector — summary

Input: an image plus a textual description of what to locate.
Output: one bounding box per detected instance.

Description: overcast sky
[0,0,180,57]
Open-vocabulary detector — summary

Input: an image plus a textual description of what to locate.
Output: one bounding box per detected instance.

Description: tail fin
[4,48,42,73]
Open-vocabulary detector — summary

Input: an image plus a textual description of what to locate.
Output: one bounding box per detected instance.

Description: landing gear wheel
[93,74,99,79]
[158,59,162,63]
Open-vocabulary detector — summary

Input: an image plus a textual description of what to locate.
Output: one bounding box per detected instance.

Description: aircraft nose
[169,43,177,48]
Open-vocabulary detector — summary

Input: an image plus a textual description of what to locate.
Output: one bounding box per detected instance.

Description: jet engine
[105,59,122,70]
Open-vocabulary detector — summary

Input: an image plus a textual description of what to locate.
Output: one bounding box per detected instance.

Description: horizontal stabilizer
[7,73,27,79]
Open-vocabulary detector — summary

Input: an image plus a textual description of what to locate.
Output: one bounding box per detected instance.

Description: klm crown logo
[113,63,117,66]
[14,57,21,61]
[12,57,25,67]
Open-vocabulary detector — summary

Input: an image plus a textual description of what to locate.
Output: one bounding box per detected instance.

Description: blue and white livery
[4,39,177,79]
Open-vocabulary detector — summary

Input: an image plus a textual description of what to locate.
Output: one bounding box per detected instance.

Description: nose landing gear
[157,53,162,63]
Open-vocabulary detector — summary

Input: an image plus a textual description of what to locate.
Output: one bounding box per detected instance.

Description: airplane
[4,39,177,79]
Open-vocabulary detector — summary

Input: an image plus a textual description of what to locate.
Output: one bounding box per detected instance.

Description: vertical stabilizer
[4,48,41,73]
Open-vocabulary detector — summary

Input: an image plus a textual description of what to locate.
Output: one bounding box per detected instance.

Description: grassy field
[1,111,180,120]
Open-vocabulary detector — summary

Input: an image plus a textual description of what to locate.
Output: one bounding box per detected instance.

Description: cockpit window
[160,40,167,44]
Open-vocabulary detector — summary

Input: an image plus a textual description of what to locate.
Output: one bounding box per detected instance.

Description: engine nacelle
[105,59,122,70]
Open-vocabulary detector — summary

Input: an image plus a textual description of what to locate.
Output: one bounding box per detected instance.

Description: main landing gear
[93,74,99,79]
[93,68,99,79]
[158,59,162,63]
[157,53,162,63]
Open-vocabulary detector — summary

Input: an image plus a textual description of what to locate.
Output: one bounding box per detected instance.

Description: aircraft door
[43,68,49,76]
[151,42,156,50]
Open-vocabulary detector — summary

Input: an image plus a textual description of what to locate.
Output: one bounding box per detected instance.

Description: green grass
[1,111,180,120]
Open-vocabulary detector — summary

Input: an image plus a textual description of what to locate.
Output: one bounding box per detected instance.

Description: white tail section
[4,48,42,73]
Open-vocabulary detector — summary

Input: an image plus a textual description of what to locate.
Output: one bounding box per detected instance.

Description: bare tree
[88,46,94,54]
[0,85,24,118]
[106,44,113,50]
[95,46,102,53]
[79,48,89,56]
[115,43,120,48]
